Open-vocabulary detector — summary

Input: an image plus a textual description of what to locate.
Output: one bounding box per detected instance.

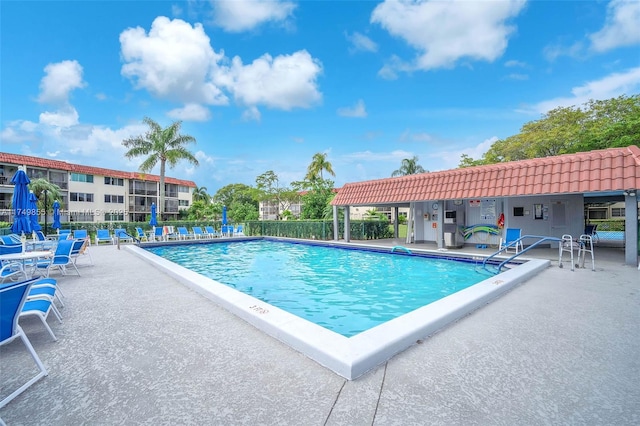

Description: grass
[391,224,408,238]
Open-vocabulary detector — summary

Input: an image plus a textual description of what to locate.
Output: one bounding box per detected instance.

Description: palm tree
[305,152,335,181]
[391,156,426,177]
[123,117,199,218]
[193,185,210,204]
[29,178,62,232]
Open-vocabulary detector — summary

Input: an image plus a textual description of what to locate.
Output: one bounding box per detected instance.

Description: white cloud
[532,67,640,114]
[195,150,215,164]
[120,17,322,118]
[337,100,367,118]
[167,103,211,121]
[506,73,528,81]
[589,0,640,52]
[39,107,80,128]
[398,130,434,143]
[342,149,413,162]
[38,60,86,105]
[371,0,526,73]
[543,41,584,62]
[222,50,322,110]
[504,60,527,68]
[1,121,40,143]
[346,31,378,53]
[212,0,296,32]
[120,17,228,108]
[242,106,262,122]
[447,137,498,168]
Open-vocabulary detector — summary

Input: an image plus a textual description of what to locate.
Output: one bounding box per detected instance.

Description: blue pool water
[145,240,488,337]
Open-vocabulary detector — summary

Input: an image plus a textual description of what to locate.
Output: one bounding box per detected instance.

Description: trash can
[444,224,463,248]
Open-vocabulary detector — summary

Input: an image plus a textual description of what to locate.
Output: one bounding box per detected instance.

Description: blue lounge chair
[0,235,22,245]
[36,239,79,277]
[71,238,93,266]
[135,227,149,242]
[177,226,195,240]
[499,228,523,253]
[163,226,179,241]
[0,278,48,409]
[73,229,90,245]
[21,292,60,342]
[94,229,114,245]
[1,261,25,283]
[26,277,63,322]
[114,229,134,244]
[29,277,65,310]
[34,231,56,251]
[192,227,205,239]
[58,229,72,240]
[204,226,219,239]
[152,227,164,242]
[235,225,245,236]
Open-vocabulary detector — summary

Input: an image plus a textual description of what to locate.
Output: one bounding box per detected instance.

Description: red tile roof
[332,146,640,206]
[0,152,197,187]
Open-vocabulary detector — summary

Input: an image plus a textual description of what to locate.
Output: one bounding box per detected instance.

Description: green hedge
[245,220,393,240]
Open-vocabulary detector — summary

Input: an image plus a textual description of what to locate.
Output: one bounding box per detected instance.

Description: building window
[178,200,189,207]
[178,185,190,193]
[104,194,124,203]
[611,207,625,217]
[104,177,124,186]
[70,192,94,202]
[71,173,94,183]
[71,212,94,222]
[104,213,125,221]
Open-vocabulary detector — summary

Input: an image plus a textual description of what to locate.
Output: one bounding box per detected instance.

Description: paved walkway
[1,241,638,425]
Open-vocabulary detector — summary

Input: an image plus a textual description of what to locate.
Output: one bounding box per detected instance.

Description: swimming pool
[129,237,550,379]
[145,240,490,337]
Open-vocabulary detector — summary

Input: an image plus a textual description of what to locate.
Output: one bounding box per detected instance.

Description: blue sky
[1,0,639,193]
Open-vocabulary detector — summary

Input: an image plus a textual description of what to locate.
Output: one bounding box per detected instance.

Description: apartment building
[0,152,196,224]
[257,190,407,221]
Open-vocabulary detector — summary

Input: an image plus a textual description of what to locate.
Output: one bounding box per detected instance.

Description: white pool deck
[1,238,639,424]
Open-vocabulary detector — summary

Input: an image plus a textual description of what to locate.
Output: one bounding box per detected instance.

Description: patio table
[0,250,53,278]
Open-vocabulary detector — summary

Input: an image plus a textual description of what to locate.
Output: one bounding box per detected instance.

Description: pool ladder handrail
[391,245,412,254]
[482,235,562,274]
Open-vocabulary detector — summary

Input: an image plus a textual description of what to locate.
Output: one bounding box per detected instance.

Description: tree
[192,185,210,204]
[29,178,62,224]
[300,178,335,220]
[391,156,426,176]
[123,117,199,218]
[459,94,640,167]
[213,183,258,208]
[305,152,335,181]
[256,170,299,219]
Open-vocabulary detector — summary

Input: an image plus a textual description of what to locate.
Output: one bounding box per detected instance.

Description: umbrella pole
[44,191,47,235]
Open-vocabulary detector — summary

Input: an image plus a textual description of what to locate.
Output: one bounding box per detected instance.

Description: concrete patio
[1,240,639,425]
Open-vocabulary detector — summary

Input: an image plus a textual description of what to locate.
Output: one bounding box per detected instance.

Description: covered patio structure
[332,146,640,266]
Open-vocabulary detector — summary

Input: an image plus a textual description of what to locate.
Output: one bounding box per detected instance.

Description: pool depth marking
[127,240,550,379]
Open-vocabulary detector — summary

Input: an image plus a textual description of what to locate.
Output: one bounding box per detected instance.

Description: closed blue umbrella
[149,202,158,226]
[28,191,42,232]
[52,200,61,230]
[10,169,32,235]
[222,205,227,225]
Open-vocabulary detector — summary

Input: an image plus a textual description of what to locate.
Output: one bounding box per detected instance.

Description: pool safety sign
[480,199,496,221]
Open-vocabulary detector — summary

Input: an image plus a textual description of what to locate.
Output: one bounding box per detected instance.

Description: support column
[394,206,399,238]
[343,206,351,242]
[333,205,339,241]
[406,202,414,244]
[624,191,638,266]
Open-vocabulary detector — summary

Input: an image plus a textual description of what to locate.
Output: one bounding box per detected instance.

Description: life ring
[497,213,505,229]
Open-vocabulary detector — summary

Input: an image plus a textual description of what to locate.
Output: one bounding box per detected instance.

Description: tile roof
[0,152,197,187]
[332,146,640,206]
